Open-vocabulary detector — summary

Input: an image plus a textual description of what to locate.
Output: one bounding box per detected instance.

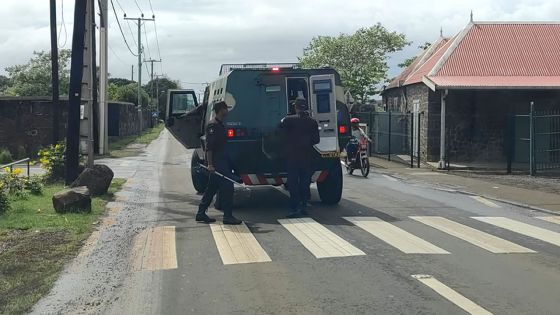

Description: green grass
[0,178,126,314]
[108,123,164,158]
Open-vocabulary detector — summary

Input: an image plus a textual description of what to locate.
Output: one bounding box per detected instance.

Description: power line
[109,45,127,65]
[110,0,138,56]
[58,0,68,48]
[142,22,152,60]
[147,0,155,15]
[134,0,143,15]
[146,0,163,73]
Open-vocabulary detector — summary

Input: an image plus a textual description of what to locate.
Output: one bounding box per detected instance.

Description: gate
[508,103,560,175]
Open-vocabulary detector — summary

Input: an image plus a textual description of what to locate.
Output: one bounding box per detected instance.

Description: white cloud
[1,0,559,92]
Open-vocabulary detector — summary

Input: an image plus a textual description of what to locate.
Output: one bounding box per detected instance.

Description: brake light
[227,129,235,138]
[339,125,347,134]
[271,67,280,72]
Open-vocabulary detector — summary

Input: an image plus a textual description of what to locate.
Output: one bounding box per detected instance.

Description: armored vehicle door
[309,74,339,154]
[165,89,202,149]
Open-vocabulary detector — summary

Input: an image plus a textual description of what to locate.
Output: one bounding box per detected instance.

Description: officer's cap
[291,97,308,110]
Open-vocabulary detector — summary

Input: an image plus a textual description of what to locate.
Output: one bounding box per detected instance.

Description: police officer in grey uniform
[196,101,242,225]
[279,97,320,218]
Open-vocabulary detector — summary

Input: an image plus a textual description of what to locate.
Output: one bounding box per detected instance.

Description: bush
[0,148,12,164]
[0,189,9,214]
[1,167,26,197]
[24,175,44,195]
[38,142,66,181]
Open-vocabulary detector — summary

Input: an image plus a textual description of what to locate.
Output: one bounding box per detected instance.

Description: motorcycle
[344,137,370,177]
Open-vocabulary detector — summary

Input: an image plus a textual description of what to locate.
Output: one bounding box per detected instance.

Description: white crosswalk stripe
[471,196,501,208]
[537,216,560,225]
[473,217,560,247]
[343,217,449,254]
[412,274,493,315]
[410,216,535,253]
[278,218,365,258]
[210,222,272,265]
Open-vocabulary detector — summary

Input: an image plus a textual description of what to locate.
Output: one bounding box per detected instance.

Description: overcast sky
[1,0,560,94]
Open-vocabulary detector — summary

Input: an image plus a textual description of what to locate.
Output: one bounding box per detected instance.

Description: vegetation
[398,42,433,68]
[2,50,71,97]
[108,82,150,107]
[299,24,409,103]
[0,179,125,314]
[38,142,66,182]
[143,76,180,117]
[0,148,12,164]
[109,123,164,158]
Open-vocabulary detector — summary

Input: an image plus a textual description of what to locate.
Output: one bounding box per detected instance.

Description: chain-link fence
[352,112,421,167]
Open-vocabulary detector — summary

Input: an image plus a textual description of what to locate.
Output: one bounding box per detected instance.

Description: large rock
[71,164,114,196]
[52,186,91,213]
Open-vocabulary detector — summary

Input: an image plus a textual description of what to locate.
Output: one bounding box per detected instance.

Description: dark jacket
[278,112,320,163]
[205,118,228,168]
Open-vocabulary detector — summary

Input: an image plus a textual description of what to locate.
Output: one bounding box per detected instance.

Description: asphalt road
[32,130,560,315]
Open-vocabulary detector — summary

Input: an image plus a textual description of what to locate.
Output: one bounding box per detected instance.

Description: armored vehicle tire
[191,150,208,193]
[317,161,343,205]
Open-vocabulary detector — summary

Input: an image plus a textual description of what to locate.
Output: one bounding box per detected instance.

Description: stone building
[381,21,560,167]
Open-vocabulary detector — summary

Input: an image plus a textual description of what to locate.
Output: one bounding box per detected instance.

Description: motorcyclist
[346,118,371,162]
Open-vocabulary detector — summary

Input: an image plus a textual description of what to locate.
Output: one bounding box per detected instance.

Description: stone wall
[0,97,154,157]
[446,90,560,163]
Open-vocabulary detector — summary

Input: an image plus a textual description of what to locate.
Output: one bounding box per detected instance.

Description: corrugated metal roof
[386,22,560,91]
[429,76,560,89]
[437,23,560,77]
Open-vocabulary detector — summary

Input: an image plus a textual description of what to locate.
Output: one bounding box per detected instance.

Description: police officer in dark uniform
[196,101,242,225]
[279,97,320,218]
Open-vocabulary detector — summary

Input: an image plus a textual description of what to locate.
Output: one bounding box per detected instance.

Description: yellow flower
[13,168,23,175]
[55,144,61,150]
[3,167,9,173]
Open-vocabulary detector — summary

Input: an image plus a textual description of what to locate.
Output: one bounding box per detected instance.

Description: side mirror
[166,117,175,127]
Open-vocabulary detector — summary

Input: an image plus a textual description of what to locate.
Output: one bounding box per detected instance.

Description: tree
[108,77,135,87]
[0,75,9,95]
[4,50,71,96]
[144,77,179,116]
[398,42,433,68]
[299,24,409,103]
[107,83,149,106]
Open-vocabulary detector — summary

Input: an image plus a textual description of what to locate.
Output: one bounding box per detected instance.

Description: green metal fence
[508,103,560,175]
[352,112,421,168]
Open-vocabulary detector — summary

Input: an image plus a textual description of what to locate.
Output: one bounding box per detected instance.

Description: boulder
[52,186,91,213]
[71,164,114,196]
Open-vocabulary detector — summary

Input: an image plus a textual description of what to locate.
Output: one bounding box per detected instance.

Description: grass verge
[108,123,164,158]
[0,178,126,315]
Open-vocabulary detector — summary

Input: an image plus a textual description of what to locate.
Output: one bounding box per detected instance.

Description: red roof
[386,22,560,91]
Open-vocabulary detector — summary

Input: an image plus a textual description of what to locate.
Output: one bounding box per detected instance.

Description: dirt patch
[0,229,80,314]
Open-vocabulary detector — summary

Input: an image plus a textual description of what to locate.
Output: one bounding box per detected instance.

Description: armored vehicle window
[286,78,309,114]
[171,92,196,114]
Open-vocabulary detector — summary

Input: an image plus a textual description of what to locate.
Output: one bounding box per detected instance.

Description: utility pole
[99,0,108,155]
[131,65,134,81]
[49,0,60,144]
[66,0,88,184]
[124,14,154,132]
[80,0,95,168]
[145,58,161,109]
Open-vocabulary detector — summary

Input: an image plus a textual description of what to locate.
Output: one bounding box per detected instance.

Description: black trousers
[286,160,312,211]
[198,170,234,218]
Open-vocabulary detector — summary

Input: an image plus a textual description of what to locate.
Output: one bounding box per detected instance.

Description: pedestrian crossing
[343,217,449,254]
[200,215,560,265]
[199,215,560,265]
[278,218,366,258]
